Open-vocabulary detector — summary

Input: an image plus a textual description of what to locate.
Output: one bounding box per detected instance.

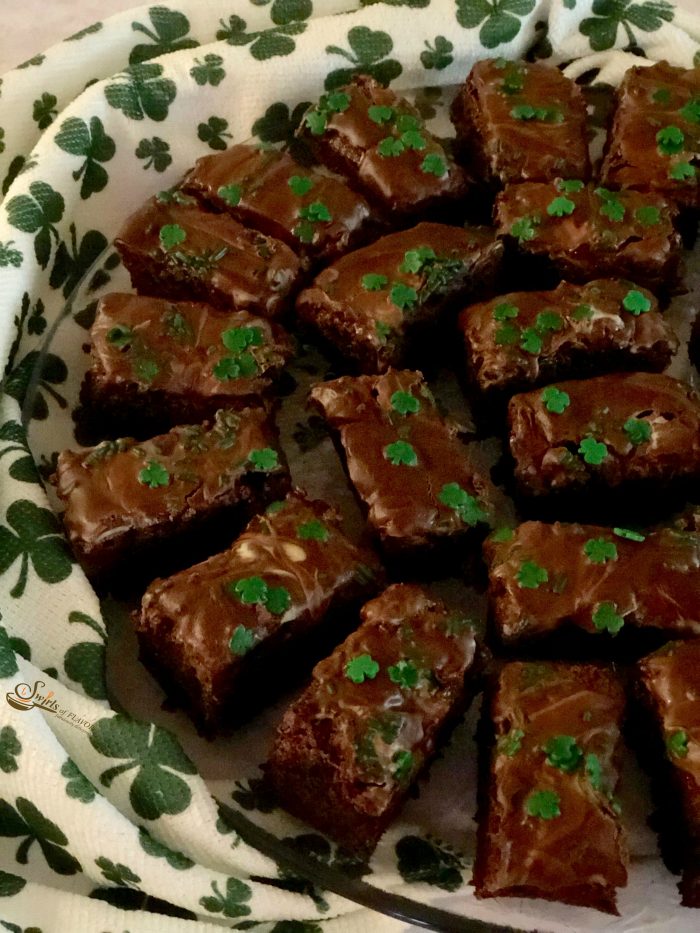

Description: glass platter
[19,94,700,933]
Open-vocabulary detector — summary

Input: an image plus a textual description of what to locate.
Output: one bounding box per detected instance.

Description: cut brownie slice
[298,75,470,218]
[182,144,376,263]
[115,191,302,317]
[600,61,700,210]
[451,59,590,187]
[296,223,502,373]
[55,408,290,585]
[79,293,295,438]
[310,370,496,568]
[636,640,700,906]
[484,521,700,648]
[495,181,682,293]
[136,491,384,730]
[267,583,480,855]
[459,279,677,404]
[473,661,627,913]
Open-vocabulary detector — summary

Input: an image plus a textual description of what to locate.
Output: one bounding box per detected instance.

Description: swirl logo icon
[6,680,57,713]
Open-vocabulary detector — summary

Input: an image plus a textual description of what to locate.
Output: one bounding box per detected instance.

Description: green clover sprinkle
[231,575,268,604]
[613,527,645,542]
[511,216,538,241]
[388,659,419,689]
[517,560,549,589]
[293,219,316,243]
[378,137,405,158]
[595,188,625,222]
[585,752,603,791]
[438,483,487,526]
[592,601,625,635]
[368,104,395,124]
[266,500,286,515]
[376,321,392,343]
[384,440,418,467]
[288,175,313,197]
[265,586,291,615]
[229,625,255,656]
[137,460,170,488]
[541,386,570,414]
[497,728,524,757]
[391,390,420,415]
[297,519,329,542]
[666,729,689,759]
[396,114,421,133]
[623,417,652,446]
[420,153,447,177]
[346,653,380,684]
[509,104,537,120]
[362,272,388,291]
[571,303,593,321]
[652,87,671,104]
[326,91,351,113]
[635,205,661,226]
[299,201,332,223]
[656,125,685,155]
[493,302,519,322]
[390,282,418,312]
[401,130,427,151]
[305,110,327,136]
[578,437,608,465]
[501,70,524,95]
[159,223,186,250]
[535,311,564,333]
[218,184,242,206]
[495,322,519,346]
[106,324,133,349]
[248,448,279,471]
[520,327,543,355]
[584,538,618,564]
[622,290,651,315]
[525,790,561,820]
[392,749,414,783]
[547,196,575,217]
[490,526,514,543]
[222,326,264,352]
[213,357,241,380]
[669,162,696,181]
[133,358,160,383]
[679,98,700,124]
[544,735,583,773]
[557,179,584,194]
[400,246,437,274]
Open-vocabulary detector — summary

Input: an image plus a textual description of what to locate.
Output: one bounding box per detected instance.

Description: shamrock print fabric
[1,1,699,931]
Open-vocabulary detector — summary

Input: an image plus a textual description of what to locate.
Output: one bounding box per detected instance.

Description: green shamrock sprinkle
[547,196,575,217]
[557,179,584,193]
[368,104,395,124]
[401,130,427,150]
[231,575,268,604]
[525,790,561,820]
[493,302,519,322]
[511,216,538,241]
[656,125,685,155]
[622,290,651,315]
[592,601,625,635]
[535,310,564,333]
[541,386,570,414]
[490,526,514,543]
[420,153,447,177]
[248,448,279,471]
[571,303,593,321]
[375,321,392,343]
[392,749,414,782]
[495,322,519,345]
[384,440,418,467]
[133,358,160,383]
[396,114,421,133]
[390,282,418,311]
[517,560,549,589]
[378,137,405,157]
[106,324,133,349]
[213,357,240,380]
[438,482,487,526]
[388,659,419,689]
[510,104,550,121]
[159,223,187,250]
[293,219,316,243]
[265,586,291,615]
[326,91,351,113]
[584,538,618,563]
[299,201,332,223]
[288,175,313,197]
[600,198,625,222]
[544,735,583,773]
[613,527,645,542]
[266,500,286,515]
[635,205,661,226]
[501,70,524,95]
[652,87,671,104]
[679,98,700,124]
[305,110,327,136]
[218,184,242,206]
[391,390,420,415]
[137,460,170,488]
[222,326,264,352]
[361,272,388,291]
[578,436,608,465]
[669,161,696,181]
[297,519,329,542]
[666,729,689,759]
[400,246,437,274]
[623,417,652,445]
[229,625,256,656]
[497,728,524,757]
[346,653,380,684]
[585,753,603,790]
[520,327,543,355]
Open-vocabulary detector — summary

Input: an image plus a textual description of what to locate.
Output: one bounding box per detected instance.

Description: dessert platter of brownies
[43,55,700,919]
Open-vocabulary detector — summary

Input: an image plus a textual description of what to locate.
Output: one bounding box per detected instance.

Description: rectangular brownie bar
[115,191,302,317]
[136,491,384,731]
[484,521,700,648]
[266,583,480,854]
[309,370,496,568]
[54,408,290,585]
[473,661,627,913]
[296,222,502,373]
[450,59,590,187]
[79,293,295,439]
[600,61,700,211]
[298,75,470,218]
[182,143,377,263]
[636,640,700,907]
[459,278,677,403]
[495,181,682,293]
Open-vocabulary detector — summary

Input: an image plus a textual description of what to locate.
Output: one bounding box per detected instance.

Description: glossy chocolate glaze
[460,278,677,395]
[495,182,682,292]
[182,143,375,261]
[300,75,470,216]
[601,62,700,210]
[485,521,700,645]
[451,59,590,185]
[115,194,302,317]
[310,370,496,555]
[474,662,627,913]
[297,222,503,373]
[508,372,700,497]
[136,491,383,727]
[267,583,479,852]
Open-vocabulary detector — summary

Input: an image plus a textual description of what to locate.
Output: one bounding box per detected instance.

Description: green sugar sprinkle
[368,104,395,124]
[517,560,548,589]
[229,625,256,656]
[666,729,689,759]
[106,324,133,349]
[420,153,447,177]
[361,272,388,291]
[525,790,561,820]
[378,136,405,158]
[497,727,524,757]
[137,460,170,488]
[388,659,419,689]
[544,735,583,773]
[384,440,418,467]
[296,519,329,542]
[556,179,584,194]
[392,749,414,782]
[584,537,618,564]
[159,223,187,250]
[492,302,519,322]
[438,482,487,526]
[541,386,570,414]
[547,196,575,217]
[288,175,314,197]
[390,390,421,415]
[218,184,242,206]
[656,124,685,155]
[622,290,651,315]
[346,653,380,684]
[390,282,418,311]
[623,417,652,445]
[613,527,646,542]
[578,436,608,465]
[248,448,279,471]
[592,601,624,635]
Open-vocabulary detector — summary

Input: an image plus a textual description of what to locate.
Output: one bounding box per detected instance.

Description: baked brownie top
[600,61,700,207]
[484,521,700,642]
[459,278,676,392]
[508,372,700,494]
[481,661,627,897]
[115,192,302,317]
[56,408,286,551]
[310,370,495,543]
[300,75,469,214]
[182,144,373,260]
[89,293,294,397]
[454,59,590,184]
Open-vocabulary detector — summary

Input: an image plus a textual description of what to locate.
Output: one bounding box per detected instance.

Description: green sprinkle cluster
[294,200,333,243]
[594,187,625,222]
[228,575,291,615]
[304,90,351,136]
[213,325,263,381]
[544,734,583,773]
[497,727,524,757]
[438,482,488,526]
[510,103,563,123]
[296,519,329,542]
[493,302,564,356]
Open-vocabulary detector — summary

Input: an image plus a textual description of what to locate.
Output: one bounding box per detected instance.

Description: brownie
[298,75,470,218]
[136,491,384,730]
[451,59,590,187]
[114,191,302,316]
[636,640,700,906]
[266,583,480,854]
[600,61,700,211]
[296,223,503,373]
[309,370,496,568]
[473,661,627,913]
[484,521,700,649]
[182,144,376,263]
[54,408,290,585]
[459,278,677,404]
[495,181,682,293]
[79,293,295,438]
